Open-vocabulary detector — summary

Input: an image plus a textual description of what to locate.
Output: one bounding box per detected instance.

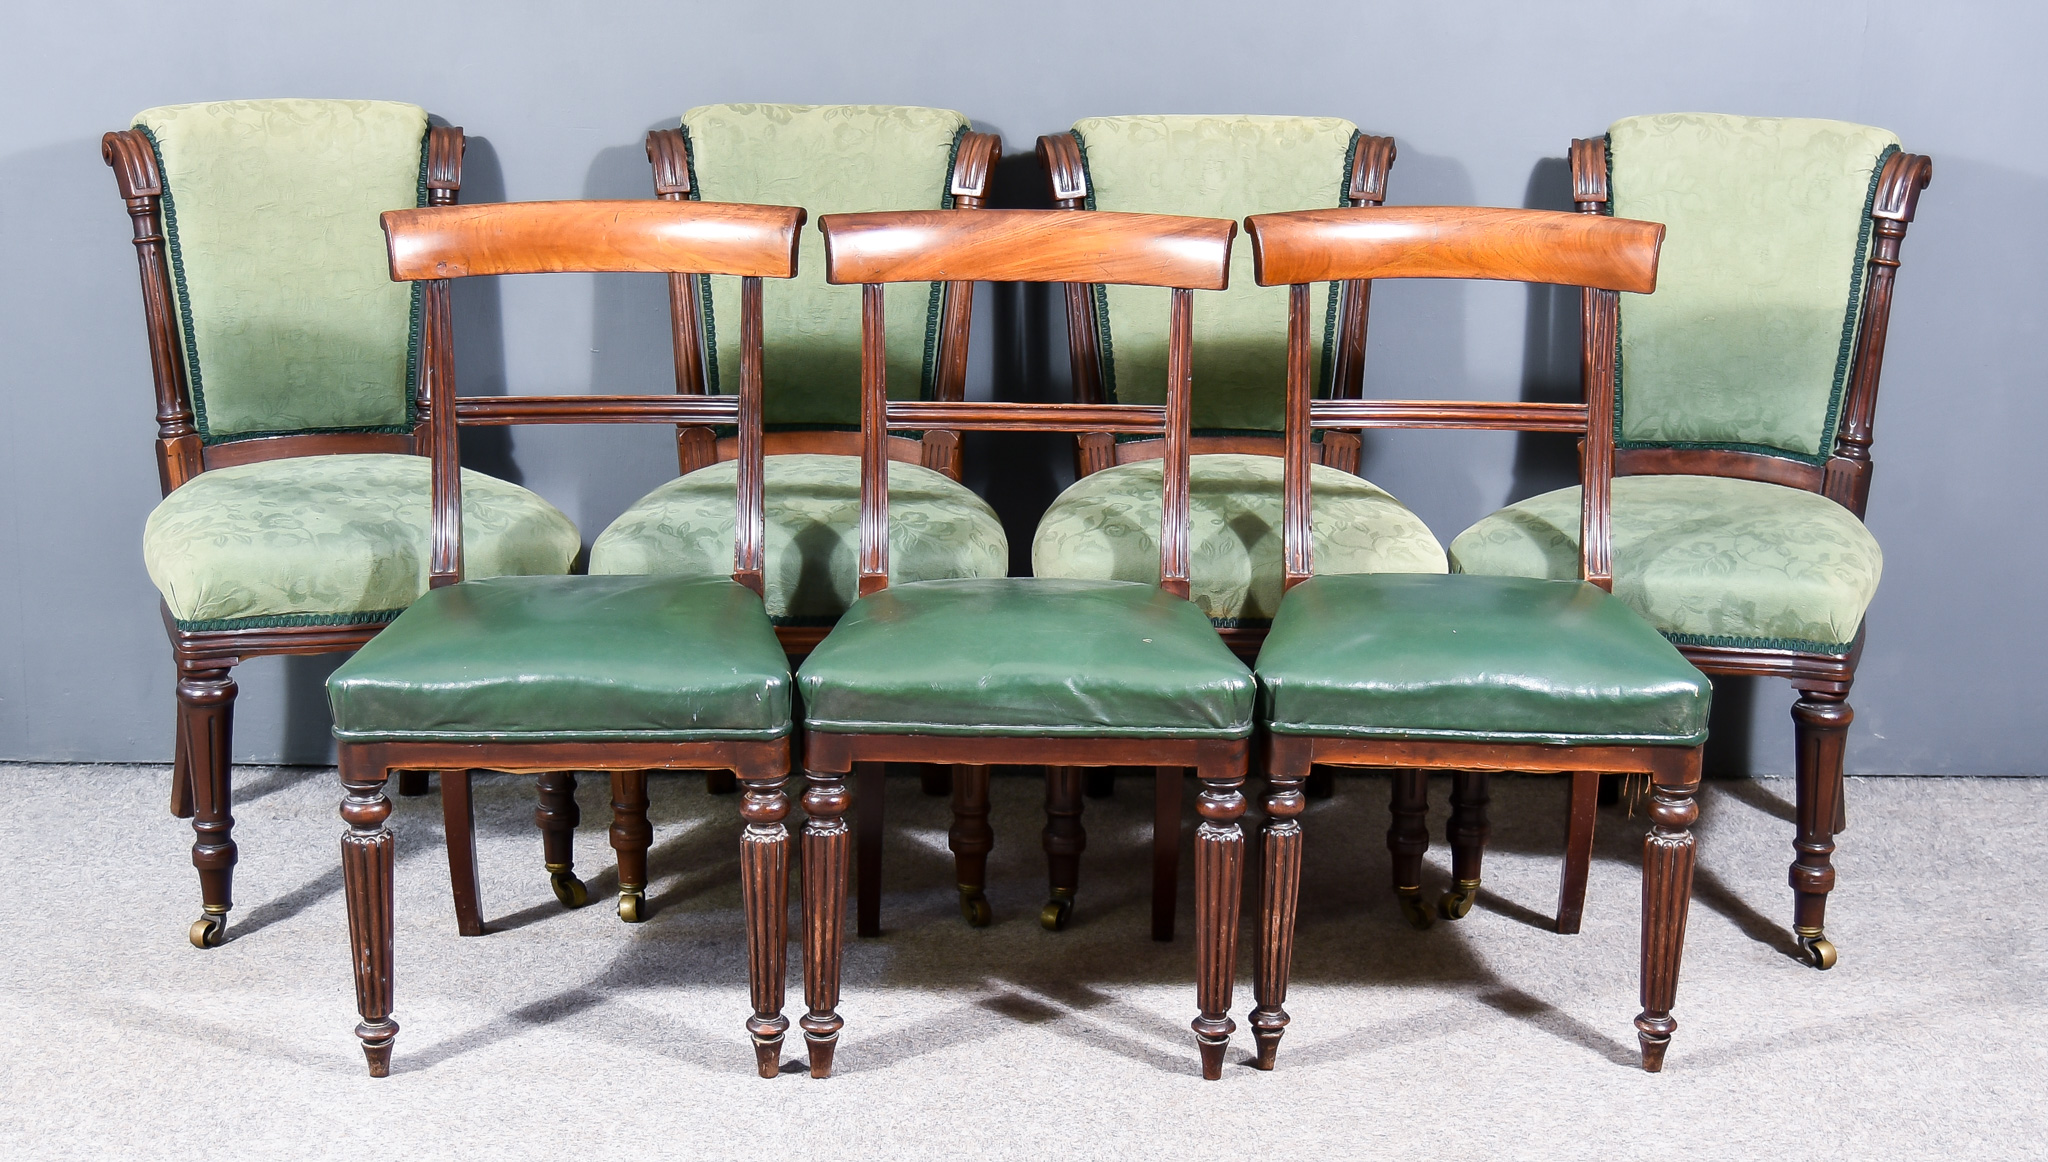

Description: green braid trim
[176,608,404,633]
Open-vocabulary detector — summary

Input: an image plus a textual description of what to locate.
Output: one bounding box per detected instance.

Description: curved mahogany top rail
[382,200,806,281]
[1247,206,1662,292]
[820,209,1234,289]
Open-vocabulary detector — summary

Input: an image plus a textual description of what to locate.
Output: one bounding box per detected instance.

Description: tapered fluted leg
[1557,771,1598,935]
[535,771,587,908]
[1192,771,1246,1079]
[855,764,884,937]
[802,769,850,1078]
[1252,772,1304,1070]
[340,756,398,1077]
[1041,766,1085,931]
[178,666,237,948]
[397,770,430,797]
[610,770,652,923]
[1152,767,1184,942]
[949,764,993,927]
[170,710,194,819]
[1440,771,1490,920]
[1387,769,1431,929]
[1637,775,1699,1072]
[1791,686,1850,969]
[739,769,791,1078]
[442,770,485,936]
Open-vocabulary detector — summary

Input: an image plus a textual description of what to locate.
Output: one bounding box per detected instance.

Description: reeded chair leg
[1387,769,1431,929]
[949,764,993,926]
[1252,772,1305,1070]
[738,768,792,1078]
[1191,770,1247,1079]
[1152,767,1184,942]
[535,771,587,908]
[442,769,485,936]
[1041,766,1085,930]
[1556,771,1598,934]
[1440,771,1490,920]
[610,770,653,922]
[1790,684,1851,970]
[801,769,851,1078]
[178,665,238,948]
[855,763,885,937]
[1637,774,1700,1072]
[339,757,398,1077]
[397,770,431,797]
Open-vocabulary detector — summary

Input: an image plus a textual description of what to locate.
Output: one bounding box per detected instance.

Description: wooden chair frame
[102,123,467,949]
[1243,206,1706,1073]
[801,209,1251,1080]
[335,199,803,1078]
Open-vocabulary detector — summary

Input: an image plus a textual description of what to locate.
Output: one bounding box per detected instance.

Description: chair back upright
[378,199,806,592]
[818,208,1237,599]
[1246,206,1665,592]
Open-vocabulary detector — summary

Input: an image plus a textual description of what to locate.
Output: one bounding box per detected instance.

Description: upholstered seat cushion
[1031,454,1445,624]
[589,454,1007,623]
[1257,574,1710,746]
[1447,475,1881,653]
[327,575,790,742]
[797,578,1255,738]
[143,454,578,629]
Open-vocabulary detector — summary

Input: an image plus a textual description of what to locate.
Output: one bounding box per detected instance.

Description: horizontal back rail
[885,400,1165,434]
[822,209,1234,288]
[454,395,739,426]
[383,200,805,281]
[1309,399,1589,432]
[1248,206,1662,292]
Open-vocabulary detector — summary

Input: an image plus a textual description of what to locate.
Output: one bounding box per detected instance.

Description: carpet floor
[0,763,2040,1160]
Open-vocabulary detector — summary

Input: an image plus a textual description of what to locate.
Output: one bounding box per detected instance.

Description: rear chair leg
[801,769,851,1078]
[1041,766,1085,930]
[1387,769,1432,929]
[1152,767,1184,942]
[1440,770,1490,920]
[535,771,587,908]
[949,764,993,926]
[1192,769,1247,1079]
[397,770,431,797]
[855,764,884,937]
[442,769,485,936]
[610,770,653,922]
[1556,771,1598,934]
[738,768,791,1078]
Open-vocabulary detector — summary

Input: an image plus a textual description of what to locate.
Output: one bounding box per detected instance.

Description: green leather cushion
[589,454,1008,623]
[1447,474,1880,652]
[798,578,1255,738]
[1258,574,1710,746]
[328,575,791,742]
[1031,454,1445,624]
[144,454,579,629]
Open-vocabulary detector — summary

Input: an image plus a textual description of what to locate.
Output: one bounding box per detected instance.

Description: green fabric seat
[797,579,1255,738]
[1447,474,1880,653]
[143,454,579,630]
[1257,574,1711,746]
[1032,453,1445,624]
[590,454,1007,623]
[327,575,791,743]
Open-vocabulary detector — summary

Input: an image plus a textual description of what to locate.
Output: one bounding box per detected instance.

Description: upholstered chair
[103,101,579,949]
[1448,115,1932,968]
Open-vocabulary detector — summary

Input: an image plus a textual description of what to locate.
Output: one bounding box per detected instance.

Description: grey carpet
[1,763,2040,1160]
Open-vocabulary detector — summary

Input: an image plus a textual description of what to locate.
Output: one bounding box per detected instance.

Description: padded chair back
[1600,114,1899,466]
[1247,206,1665,590]
[1051,115,1371,433]
[820,209,1237,598]
[133,100,433,446]
[379,199,805,590]
[675,104,974,428]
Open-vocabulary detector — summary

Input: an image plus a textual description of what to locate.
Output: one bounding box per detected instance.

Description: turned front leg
[949,764,993,927]
[1441,770,1490,920]
[339,758,398,1077]
[1252,772,1305,1070]
[1041,766,1086,931]
[1636,777,1699,1072]
[610,770,653,923]
[739,769,791,1078]
[535,771,587,908]
[1790,686,1850,969]
[178,665,238,947]
[1387,769,1431,929]
[1191,770,1247,1080]
[801,769,850,1078]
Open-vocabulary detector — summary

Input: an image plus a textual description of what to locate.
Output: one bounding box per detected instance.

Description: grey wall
[2,1,2040,773]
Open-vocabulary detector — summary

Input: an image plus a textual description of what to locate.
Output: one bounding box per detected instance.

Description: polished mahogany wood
[822,209,1234,289]
[382,200,803,281]
[1247,206,1662,292]
[455,395,739,425]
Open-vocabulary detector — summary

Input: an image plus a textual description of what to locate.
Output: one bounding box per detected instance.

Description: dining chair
[1448,116,1932,965]
[104,100,580,948]
[1244,204,1712,1074]
[324,198,803,1079]
[797,208,1256,1080]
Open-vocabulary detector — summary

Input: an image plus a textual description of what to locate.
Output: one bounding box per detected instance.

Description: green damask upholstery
[1032,454,1445,624]
[1448,475,1880,653]
[798,579,1255,738]
[134,100,430,443]
[682,104,968,428]
[1070,115,1360,432]
[327,576,790,742]
[1257,574,1711,746]
[144,454,579,630]
[590,454,1006,623]
[1607,114,1900,462]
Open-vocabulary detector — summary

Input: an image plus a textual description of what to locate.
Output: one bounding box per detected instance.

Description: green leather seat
[798,579,1256,738]
[1448,474,1880,653]
[1257,574,1711,746]
[1032,454,1444,624]
[591,455,1006,623]
[143,453,579,630]
[328,575,791,743]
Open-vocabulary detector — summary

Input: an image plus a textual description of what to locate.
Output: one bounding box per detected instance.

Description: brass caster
[1040,892,1075,932]
[1796,929,1838,970]
[1396,889,1434,930]
[618,890,646,924]
[1438,880,1479,921]
[550,871,589,909]
[958,890,992,928]
[188,913,226,948]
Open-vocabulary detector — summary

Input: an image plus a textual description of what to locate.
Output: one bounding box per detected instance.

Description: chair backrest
[1247,206,1665,591]
[128,100,437,451]
[819,209,1236,599]
[1041,115,1388,436]
[379,199,805,592]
